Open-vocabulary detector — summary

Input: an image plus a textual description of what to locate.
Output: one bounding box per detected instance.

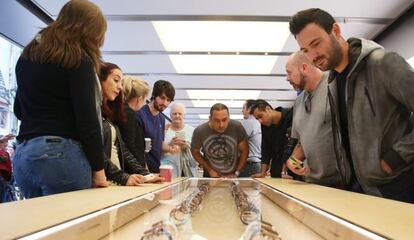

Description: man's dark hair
[249,99,272,114]
[151,80,175,101]
[289,8,336,37]
[244,99,256,112]
[210,103,229,116]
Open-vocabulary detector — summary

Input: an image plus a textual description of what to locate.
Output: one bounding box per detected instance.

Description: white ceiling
[32,0,414,126]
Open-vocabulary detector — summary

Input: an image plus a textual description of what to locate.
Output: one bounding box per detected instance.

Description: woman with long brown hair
[13,0,108,198]
[99,62,162,185]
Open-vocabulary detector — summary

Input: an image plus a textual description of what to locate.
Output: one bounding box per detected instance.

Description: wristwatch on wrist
[234,170,240,177]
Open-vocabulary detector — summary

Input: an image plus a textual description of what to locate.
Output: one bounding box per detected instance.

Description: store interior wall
[0,1,46,47]
[375,5,414,59]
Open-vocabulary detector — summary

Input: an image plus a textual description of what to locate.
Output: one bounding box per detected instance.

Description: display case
[4,178,412,240]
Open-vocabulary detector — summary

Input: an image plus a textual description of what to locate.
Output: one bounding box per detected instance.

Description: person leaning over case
[99,62,162,185]
[250,100,294,179]
[191,103,249,178]
[118,75,151,169]
[13,0,108,199]
[285,51,352,189]
[290,8,414,202]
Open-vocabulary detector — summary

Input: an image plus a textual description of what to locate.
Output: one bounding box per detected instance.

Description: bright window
[0,35,22,135]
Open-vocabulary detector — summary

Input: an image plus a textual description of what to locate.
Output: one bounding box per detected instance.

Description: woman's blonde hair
[23,0,106,72]
[123,76,150,102]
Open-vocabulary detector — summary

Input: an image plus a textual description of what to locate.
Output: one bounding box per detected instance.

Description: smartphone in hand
[175,131,186,140]
[290,156,304,169]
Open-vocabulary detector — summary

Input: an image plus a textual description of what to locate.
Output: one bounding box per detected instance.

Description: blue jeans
[13,136,92,199]
[239,161,261,177]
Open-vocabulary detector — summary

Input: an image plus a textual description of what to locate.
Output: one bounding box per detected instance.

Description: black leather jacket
[103,118,149,185]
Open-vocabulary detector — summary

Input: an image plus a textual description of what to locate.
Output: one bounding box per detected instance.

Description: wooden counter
[257,178,414,240]
[1,178,413,240]
[0,178,186,240]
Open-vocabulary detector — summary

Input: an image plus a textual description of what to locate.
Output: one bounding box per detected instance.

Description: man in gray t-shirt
[285,51,351,188]
[191,103,249,178]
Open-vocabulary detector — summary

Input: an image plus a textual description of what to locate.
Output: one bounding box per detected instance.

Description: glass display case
[20,178,390,240]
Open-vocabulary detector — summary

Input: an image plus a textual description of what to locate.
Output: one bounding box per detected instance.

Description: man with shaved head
[191,103,249,178]
[286,51,352,188]
[161,103,197,177]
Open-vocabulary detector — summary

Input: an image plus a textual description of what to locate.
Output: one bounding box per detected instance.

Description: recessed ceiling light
[153,21,290,52]
[407,56,414,68]
[187,90,260,100]
[153,21,290,74]
[170,55,278,74]
[199,114,244,120]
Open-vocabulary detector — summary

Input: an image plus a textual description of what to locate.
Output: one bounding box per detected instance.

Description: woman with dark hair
[13,0,108,198]
[99,63,161,185]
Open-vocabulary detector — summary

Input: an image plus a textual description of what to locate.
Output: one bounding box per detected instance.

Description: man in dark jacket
[250,100,295,178]
[290,8,414,203]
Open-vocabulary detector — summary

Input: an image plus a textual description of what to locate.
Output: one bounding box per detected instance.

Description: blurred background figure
[0,134,15,202]
[239,100,262,177]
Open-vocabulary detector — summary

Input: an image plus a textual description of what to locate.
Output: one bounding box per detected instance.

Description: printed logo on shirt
[203,134,238,173]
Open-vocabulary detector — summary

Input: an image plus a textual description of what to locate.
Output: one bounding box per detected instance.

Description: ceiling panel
[102,55,175,73]
[102,21,165,51]
[34,0,413,19]
[126,76,293,92]
[30,0,414,126]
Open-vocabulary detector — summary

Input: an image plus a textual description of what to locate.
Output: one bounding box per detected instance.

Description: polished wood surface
[0,178,186,240]
[257,178,414,240]
[1,177,413,240]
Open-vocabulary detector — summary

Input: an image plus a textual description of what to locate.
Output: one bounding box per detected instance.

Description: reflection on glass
[169,182,210,226]
[243,220,281,240]
[141,219,178,240]
[230,182,261,225]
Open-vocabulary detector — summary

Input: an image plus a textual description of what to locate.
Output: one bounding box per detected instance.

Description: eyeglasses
[304,93,312,113]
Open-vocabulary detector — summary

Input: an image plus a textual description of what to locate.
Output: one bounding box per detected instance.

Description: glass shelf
[22,178,386,240]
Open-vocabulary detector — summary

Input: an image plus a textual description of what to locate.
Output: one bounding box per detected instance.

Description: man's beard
[290,72,306,91]
[314,35,343,71]
[154,102,166,112]
[297,72,306,91]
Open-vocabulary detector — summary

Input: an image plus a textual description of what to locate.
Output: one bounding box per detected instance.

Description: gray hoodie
[327,38,414,196]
